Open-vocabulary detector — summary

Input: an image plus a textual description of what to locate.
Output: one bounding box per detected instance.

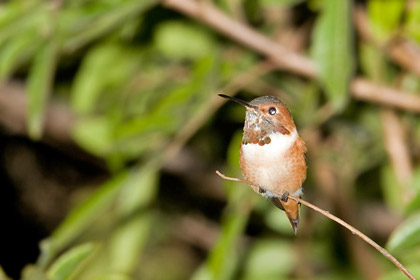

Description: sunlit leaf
[46,243,98,280]
[242,240,295,280]
[155,21,216,60]
[108,165,158,274]
[405,168,420,214]
[70,43,139,114]
[311,0,354,111]
[0,29,39,80]
[92,275,132,280]
[381,164,405,213]
[406,193,420,216]
[359,42,388,81]
[26,34,58,139]
[72,117,113,156]
[380,265,420,280]
[63,0,158,52]
[21,265,47,280]
[368,0,404,42]
[406,1,420,44]
[37,172,129,268]
[261,0,305,6]
[0,267,12,280]
[0,2,41,47]
[192,132,256,280]
[387,212,420,253]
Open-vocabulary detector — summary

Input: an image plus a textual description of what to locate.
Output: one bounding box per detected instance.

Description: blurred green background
[1,0,420,279]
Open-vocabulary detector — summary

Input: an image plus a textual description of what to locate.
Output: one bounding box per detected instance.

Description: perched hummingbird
[219,94,307,234]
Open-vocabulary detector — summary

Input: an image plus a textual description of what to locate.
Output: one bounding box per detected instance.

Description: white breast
[241,129,297,164]
[241,129,298,194]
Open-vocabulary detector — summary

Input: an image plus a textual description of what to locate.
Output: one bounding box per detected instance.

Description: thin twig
[215,170,417,280]
[304,128,382,279]
[290,196,416,280]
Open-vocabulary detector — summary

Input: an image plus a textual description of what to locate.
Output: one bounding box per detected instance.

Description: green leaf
[192,132,257,280]
[155,21,216,60]
[242,240,295,280]
[0,2,41,47]
[63,0,158,52]
[406,192,420,215]
[0,266,12,280]
[72,117,113,156]
[92,275,132,280]
[261,0,305,6]
[70,43,139,114]
[380,265,420,280]
[46,243,98,280]
[0,29,39,80]
[116,55,216,139]
[387,212,420,253]
[37,172,129,268]
[108,165,158,274]
[26,36,58,139]
[359,42,387,82]
[405,168,420,215]
[310,0,354,111]
[405,1,420,44]
[381,164,404,213]
[367,0,404,42]
[21,265,48,280]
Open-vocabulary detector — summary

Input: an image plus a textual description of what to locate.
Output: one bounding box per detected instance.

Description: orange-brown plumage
[220,94,307,234]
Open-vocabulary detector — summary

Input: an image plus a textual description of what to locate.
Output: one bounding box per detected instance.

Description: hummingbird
[219,94,307,234]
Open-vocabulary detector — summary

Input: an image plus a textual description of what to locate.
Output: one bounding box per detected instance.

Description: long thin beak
[218,94,258,110]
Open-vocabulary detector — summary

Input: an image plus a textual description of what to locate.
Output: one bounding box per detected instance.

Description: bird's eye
[268,107,276,115]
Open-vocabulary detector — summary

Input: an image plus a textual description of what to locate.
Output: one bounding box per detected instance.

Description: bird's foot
[258,187,266,194]
[280,191,289,202]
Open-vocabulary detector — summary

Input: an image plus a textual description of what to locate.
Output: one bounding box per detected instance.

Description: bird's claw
[281,191,289,202]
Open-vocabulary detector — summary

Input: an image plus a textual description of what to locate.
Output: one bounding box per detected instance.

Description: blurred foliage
[1,0,420,279]
[310,0,354,111]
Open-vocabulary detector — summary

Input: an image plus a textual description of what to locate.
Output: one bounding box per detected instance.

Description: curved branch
[215,170,417,280]
[289,196,416,280]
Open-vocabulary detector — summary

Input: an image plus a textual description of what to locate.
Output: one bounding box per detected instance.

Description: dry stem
[215,170,417,280]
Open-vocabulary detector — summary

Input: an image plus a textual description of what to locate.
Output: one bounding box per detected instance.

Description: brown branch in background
[163,0,317,78]
[351,78,420,113]
[0,82,106,169]
[353,5,376,46]
[215,170,417,280]
[354,2,416,204]
[388,37,420,77]
[354,6,420,77]
[163,0,420,113]
[0,82,74,143]
[0,83,29,135]
[173,215,222,251]
[381,109,414,203]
